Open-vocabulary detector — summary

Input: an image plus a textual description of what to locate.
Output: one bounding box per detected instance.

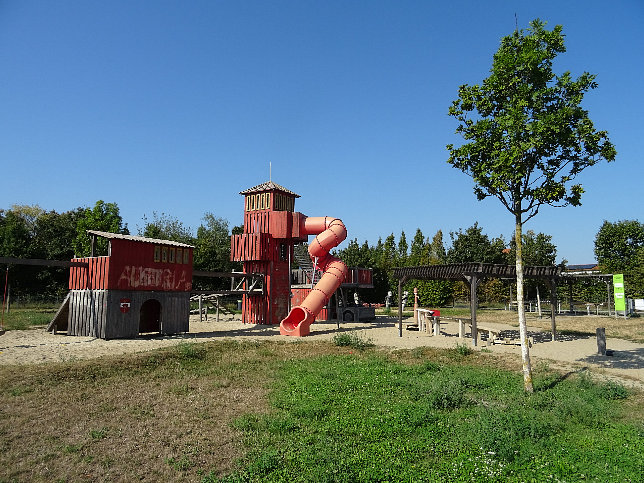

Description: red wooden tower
[230,181,307,325]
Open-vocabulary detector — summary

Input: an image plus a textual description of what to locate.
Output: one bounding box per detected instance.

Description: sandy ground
[1,314,642,389]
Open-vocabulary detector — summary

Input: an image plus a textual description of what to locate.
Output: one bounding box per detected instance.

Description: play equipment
[50,231,194,338]
[280,216,348,336]
[230,181,348,336]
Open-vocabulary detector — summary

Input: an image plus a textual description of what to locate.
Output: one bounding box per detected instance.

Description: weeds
[89,427,108,440]
[332,331,374,350]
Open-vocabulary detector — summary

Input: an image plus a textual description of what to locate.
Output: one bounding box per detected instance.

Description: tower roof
[240,181,300,197]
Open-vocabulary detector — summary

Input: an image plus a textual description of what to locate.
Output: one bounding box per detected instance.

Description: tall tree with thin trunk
[446,19,616,392]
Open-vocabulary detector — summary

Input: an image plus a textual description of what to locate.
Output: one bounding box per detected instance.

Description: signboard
[120,298,131,314]
[613,274,625,314]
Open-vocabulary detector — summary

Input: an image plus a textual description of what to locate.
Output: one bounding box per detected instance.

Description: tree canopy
[447,19,616,223]
[74,201,129,257]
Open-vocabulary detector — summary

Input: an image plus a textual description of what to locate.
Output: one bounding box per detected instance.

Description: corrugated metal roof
[239,181,300,197]
[86,230,194,248]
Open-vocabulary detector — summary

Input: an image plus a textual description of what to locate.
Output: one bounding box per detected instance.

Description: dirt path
[1,314,642,389]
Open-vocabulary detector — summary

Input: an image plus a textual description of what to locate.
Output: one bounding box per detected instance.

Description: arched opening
[139,299,161,334]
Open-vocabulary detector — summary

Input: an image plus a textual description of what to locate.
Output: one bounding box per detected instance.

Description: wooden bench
[416,309,441,335]
[458,320,533,347]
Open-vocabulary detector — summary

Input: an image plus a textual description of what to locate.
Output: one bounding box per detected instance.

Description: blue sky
[1,0,642,264]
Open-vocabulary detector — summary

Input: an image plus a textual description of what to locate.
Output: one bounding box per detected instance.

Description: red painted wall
[69,239,193,292]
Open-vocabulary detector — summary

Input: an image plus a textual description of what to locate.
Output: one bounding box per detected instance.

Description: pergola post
[549,277,557,341]
[398,277,404,337]
[464,274,479,347]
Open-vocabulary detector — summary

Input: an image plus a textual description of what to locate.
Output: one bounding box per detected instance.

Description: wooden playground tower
[230,181,306,326]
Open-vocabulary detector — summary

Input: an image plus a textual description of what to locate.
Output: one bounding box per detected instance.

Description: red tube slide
[280,216,348,336]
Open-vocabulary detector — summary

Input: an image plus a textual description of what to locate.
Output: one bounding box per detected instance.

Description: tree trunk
[515,213,534,393]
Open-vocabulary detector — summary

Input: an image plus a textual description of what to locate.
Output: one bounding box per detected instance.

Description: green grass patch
[1,307,55,330]
[223,355,644,481]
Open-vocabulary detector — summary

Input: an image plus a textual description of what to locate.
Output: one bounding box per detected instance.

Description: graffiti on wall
[117,266,191,291]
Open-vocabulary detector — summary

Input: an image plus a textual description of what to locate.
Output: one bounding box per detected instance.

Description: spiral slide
[280,216,348,337]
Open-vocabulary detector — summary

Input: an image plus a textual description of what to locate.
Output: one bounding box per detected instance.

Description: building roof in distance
[86,230,194,248]
[565,264,599,271]
[240,181,300,197]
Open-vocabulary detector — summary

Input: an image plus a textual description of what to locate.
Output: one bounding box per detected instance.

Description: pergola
[392,263,563,346]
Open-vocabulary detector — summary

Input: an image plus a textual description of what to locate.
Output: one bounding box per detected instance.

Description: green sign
[613,274,625,313]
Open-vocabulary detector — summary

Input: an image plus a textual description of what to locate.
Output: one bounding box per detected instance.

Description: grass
[221,354,644,482]
[0,333,644,481]
[0,339,642,482]
[0,306,55,330]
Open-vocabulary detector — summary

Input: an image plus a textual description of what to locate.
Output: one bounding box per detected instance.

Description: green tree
[397,231,409,267]
[74,201,129,257]
[446,19,616,392]
[409,229,427,266]
[0,210,32,259]
[0,209,34,298]
[32,208,85,296]
[506,230,557,266]
[594,220,644,272]
[594,220,644,297]
[506,230,558,303]
[428,230,447,264]
[140,212,195,245]
[193,213,236,290]
[447,223,505,264]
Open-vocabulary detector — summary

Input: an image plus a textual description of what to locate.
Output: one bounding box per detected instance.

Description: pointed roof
[240,181,300,198]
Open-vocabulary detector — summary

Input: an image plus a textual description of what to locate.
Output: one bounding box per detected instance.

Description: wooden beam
[0,257,88,268]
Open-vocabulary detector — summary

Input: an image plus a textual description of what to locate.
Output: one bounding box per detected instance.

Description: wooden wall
[68,290,190,339]
[69,256,110,290]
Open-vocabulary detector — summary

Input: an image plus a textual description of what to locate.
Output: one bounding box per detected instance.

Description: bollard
[596,327,606,356]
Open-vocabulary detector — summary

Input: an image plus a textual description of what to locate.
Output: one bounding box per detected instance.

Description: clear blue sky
[1,1,642,264]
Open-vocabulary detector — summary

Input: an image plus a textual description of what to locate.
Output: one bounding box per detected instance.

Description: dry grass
[0,340,279,482]
[0,339,395,482]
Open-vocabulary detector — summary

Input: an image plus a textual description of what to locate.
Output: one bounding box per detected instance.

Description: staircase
[293,244,322,285]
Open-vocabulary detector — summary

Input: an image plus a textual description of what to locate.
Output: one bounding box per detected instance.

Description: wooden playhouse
[50,230,194,339]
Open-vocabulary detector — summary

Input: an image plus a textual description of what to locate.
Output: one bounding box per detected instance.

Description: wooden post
[464,274,479,347]
[458,319,465,338]
[596,327,606,356]
[549,278,557,341]
[398,278,403,337]
[199,294,203,322]
[216,297,220,322]
[90,234,96,257]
